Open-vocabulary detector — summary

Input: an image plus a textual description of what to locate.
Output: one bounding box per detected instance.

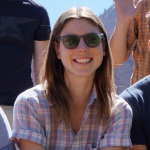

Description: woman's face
[55,18,105,79]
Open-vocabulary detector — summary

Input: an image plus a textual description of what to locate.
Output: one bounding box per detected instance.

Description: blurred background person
[0,0,50,128]
[110,0,149,85]
[0,107,16,150]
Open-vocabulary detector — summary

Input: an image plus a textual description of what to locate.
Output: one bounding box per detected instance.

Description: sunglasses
[57,33,104,49]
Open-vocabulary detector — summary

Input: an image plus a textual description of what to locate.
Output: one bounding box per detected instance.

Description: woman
[12,7,132,150]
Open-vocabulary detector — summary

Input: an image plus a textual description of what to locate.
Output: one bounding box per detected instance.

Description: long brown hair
[40,7,115,127]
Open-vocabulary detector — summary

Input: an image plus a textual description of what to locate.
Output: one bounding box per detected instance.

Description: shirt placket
[70,106,90,150]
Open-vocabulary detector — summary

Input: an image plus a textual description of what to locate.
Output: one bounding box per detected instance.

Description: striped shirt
[12,85,132,150]
[127,0,150,85]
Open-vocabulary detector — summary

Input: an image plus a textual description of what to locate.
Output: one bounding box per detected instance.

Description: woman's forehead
[60,18,100,36]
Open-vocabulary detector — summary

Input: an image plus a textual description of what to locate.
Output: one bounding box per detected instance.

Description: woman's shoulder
[113,94,132,114]
[14,84,50,110]
[18,84,43,97]
[12,85,50,148]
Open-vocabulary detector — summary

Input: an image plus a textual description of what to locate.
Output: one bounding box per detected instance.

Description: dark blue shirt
[120,75,150,149]
[0,0,50,105]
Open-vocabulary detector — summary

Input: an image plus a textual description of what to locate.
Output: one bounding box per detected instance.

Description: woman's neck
[65,74,94,107]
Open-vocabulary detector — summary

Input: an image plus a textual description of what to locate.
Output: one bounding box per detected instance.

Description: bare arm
[101,146,124,150]
[130,145,147,150]
[19,139,45,150]
[110,0,145,68]
[110,19,132,68]
[33,40,49,85]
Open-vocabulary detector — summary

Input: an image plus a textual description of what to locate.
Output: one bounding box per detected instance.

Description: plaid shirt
[127,0,150,85]
[12,85,132,150]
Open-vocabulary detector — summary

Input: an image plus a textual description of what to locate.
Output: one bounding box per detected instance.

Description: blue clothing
[0,107,15,150]
[120,75,150,149]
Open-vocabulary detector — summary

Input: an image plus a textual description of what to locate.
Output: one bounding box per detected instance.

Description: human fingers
[135,0,146,10]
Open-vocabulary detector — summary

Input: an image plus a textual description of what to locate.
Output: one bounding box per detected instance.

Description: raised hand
[113,0,146,22]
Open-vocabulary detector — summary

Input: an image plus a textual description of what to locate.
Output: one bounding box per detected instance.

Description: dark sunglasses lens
[63,35,79,49]
[85,34,100,47]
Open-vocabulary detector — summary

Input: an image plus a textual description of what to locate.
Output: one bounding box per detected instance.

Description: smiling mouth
[74,58,92,63]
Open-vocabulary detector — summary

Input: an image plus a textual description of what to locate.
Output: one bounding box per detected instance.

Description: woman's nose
[76,38,88,52]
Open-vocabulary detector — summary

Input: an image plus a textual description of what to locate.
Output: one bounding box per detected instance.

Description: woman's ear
[53,41,61,59]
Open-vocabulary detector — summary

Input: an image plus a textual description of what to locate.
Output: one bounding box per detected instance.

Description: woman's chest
[45,108,104,150]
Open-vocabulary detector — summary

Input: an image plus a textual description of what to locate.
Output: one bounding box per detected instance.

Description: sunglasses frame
[57,33,104,49]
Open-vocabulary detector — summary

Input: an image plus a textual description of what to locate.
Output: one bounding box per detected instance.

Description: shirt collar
[47,84,97,107]
[87,85,97,107]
